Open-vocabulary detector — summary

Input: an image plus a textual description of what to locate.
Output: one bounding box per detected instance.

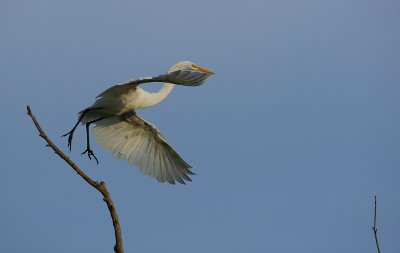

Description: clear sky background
[1,0,399,252]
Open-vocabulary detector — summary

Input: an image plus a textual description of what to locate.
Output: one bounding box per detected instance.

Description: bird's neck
[138,82,175,108]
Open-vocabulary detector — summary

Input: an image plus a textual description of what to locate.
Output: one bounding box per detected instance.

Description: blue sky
[1,0,399,252]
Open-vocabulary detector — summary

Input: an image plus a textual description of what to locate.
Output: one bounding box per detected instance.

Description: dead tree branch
[26,105,124,253]
[372,196,381,253]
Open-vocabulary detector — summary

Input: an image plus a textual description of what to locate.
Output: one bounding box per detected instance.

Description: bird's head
[166,61,214,86]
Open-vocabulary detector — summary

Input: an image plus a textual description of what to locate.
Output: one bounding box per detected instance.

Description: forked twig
[372,196,381,253]
[26,105,124,253]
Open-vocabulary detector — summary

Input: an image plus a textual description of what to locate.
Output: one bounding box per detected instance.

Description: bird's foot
[61,131,74,151]
[81,148,99,164]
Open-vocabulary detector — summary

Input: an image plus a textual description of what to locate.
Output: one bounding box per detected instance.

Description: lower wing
[92,111,195,184]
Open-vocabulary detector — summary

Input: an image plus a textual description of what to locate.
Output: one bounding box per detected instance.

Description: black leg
[81,118,104,164]
[62,109,92,151]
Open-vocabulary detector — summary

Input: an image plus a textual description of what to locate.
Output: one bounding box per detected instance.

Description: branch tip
[372,196,381,253]
[27,105,32,115]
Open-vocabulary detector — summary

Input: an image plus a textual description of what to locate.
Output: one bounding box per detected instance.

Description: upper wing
[96,70,210,98]
[92,111,195,184]
[96,75,169,98]
[165,70,210,86]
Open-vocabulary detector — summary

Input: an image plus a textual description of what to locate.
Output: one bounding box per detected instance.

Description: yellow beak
[193,65,215,75]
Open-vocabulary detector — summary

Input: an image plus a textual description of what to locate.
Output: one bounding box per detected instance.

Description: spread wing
[92,111,195,184]
[96,70,210,98]
[96,75,170,98]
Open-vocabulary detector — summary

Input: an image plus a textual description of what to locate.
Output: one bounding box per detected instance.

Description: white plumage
[63,61,214,184]
[93,112,194,184]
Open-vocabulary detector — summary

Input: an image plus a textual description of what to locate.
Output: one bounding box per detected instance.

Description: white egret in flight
[63,61,214,184]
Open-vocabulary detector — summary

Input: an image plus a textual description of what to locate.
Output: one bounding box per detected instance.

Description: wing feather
[95,75,169,98]
[165,153,185,184]
[92,111,194,184]
[164,155,177,184]
[130,134,147,168]
[166,70,210,86]
[95,70,210,100]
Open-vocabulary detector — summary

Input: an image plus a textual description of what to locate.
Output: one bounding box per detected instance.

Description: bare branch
[372,196,381,253]
[26,105,124,253]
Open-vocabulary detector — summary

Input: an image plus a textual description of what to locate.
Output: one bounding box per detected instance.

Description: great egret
[63,61,214,184]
